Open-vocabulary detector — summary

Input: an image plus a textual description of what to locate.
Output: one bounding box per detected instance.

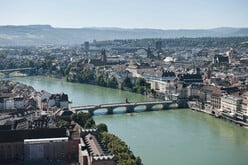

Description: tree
[150,89,157,97]
[107,76,119,88]
[121,77,133,90]
[135,156,143,165]
[100,132,141,165]
[95,73,107,86]
[134,78,150,94]
[72,112,94,128]
[79,69,94,83]
[84,118,96,129]
[135,78,146,87]
[96,123,108,133]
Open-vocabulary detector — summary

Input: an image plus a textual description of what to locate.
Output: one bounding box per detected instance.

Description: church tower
[101,49,107,64]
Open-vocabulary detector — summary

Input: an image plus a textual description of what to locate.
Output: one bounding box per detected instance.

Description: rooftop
[85,133,104,156]
[0,128,68,143]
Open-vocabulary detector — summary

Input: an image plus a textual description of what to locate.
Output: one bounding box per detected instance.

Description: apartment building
[221,95,242,118]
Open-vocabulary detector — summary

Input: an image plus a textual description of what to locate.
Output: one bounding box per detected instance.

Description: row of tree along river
[11,76,248,165]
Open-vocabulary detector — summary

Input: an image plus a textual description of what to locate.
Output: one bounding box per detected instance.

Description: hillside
[0,25,248,46]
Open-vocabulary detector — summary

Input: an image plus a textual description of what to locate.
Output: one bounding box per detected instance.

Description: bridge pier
[162,103,170,109]
[177,99,188,108]
[146,104,154,111]
[107,108,113,114]
[88,109,95,115]
[126,105,134,113]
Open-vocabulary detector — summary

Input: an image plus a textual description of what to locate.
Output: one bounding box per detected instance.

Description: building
[212,54,229,64]
[149,80,177,100]
[35,90,51,110]
[88,49,107,66]
[84,42,90,52]
[179,74,203,84]
[155,40,162,51]
[241,99,248,122]
[14,97,25,110]
[79,129,116,165]
[221,95,242,118]
[0,128,73,164]
[0,94,15,111]
[4,118,29,130]
[210,93,222,109]
[48,93,69,110]
[187,84,203,100]
[4,97,15,110]
[24,137,68,161]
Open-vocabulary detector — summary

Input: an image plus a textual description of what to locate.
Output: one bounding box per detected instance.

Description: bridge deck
[71,100,173,112]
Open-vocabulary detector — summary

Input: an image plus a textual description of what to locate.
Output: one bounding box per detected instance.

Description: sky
[0,0,248,29]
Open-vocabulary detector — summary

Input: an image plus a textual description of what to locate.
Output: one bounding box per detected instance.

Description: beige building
[149,80,177,100]
[211,93,222,109]
[221,95,242,117]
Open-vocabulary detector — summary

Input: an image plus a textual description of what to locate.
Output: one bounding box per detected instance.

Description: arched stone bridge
[71,100,187,115]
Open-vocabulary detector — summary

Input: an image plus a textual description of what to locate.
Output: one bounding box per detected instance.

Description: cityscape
[1,0,248,165]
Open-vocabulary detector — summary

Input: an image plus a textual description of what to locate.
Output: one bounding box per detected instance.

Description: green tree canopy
[100,132,142,165]
[96,123,108,133]
[72,112,95,128]
[107,76,119,88]
[121,77,133,90]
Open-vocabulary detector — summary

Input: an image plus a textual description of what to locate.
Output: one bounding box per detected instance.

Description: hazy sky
[1,0,247,29]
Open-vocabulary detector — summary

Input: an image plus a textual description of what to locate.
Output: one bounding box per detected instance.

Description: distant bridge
[0,67,35,73]
[0,67,35,77]
[71,100,187,115]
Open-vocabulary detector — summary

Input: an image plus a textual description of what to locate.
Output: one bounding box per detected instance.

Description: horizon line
[0,24,247,30]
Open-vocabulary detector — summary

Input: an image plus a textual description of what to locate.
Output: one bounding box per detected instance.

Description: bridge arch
[134,105,146,112]
[93,108,108,115]
[152,104,164,110]
[112,107,127,114]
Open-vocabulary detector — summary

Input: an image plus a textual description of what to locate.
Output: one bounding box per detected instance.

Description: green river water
[9,76,248,165]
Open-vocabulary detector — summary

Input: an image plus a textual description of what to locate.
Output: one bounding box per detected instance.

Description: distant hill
[0,25,248,46]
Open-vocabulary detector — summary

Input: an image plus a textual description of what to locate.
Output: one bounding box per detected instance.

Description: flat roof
[0,128,68,143]
[24,137,68,144]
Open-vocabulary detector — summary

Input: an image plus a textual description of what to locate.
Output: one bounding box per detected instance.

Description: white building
[48,93,69,109]
[149,80,177,100]
[221,95,242,117]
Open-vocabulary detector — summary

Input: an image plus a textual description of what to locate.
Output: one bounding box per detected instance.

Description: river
[9,76,248,165]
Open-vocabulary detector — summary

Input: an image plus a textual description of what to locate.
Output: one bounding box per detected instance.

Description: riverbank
[188,101,248,128]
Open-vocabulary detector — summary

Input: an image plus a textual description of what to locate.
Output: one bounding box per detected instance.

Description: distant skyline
[1,0,248,29]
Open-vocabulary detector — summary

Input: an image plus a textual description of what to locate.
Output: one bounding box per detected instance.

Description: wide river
[10,76,248,165]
